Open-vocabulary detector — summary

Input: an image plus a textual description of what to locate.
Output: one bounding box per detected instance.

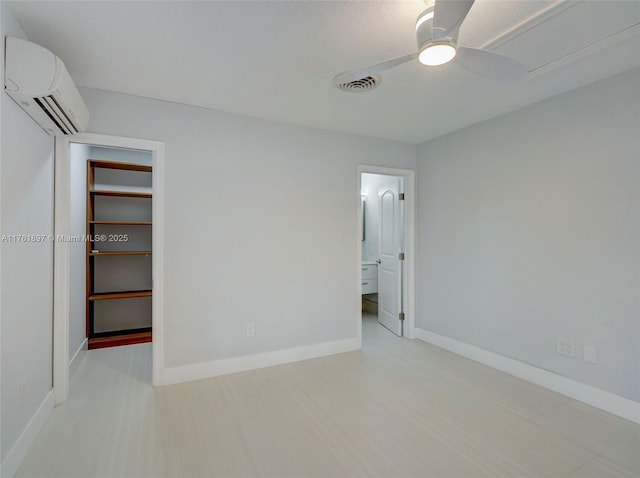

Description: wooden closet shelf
[90,189,152,198]
[89,251,152,256]
[88,330,152,349]
[90,220,152,225]
[88,159,152,173]
[89,290,152,301]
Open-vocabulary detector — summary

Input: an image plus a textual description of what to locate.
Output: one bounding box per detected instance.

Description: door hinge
[399,193,405,201]
[398,252,405,261]
[399,312,405,321]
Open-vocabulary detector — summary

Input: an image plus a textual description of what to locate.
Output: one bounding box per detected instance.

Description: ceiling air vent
[335,75,380,93]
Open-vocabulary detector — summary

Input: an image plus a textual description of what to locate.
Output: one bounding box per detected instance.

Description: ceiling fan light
[418,43,457,66]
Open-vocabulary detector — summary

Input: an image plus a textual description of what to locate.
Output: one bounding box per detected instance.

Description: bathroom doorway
[359,166,415,342]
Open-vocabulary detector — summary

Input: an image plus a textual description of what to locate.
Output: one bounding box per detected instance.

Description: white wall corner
[69,338,88,379]
[414,327,640,424]
[0,390,54,478]
[161,337,361,386]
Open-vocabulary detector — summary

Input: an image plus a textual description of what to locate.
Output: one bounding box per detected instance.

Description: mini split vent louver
[34,95,82,135]
[335,75,380,93]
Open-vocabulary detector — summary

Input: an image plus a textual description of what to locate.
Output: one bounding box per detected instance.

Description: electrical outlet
[246,322,255,337]
[583,344,597,364]
[556,338,575,358]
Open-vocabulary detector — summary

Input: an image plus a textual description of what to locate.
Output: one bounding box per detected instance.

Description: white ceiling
[7,1,640,144]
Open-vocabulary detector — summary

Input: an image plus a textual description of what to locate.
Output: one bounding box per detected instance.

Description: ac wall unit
[4,36,89,135]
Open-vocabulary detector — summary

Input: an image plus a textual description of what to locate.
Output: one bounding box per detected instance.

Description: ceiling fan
[333,0,528,90]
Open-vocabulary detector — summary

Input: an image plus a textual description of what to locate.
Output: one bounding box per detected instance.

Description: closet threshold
[88,329,152,349]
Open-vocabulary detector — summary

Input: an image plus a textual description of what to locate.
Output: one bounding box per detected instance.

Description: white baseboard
[161,337,361,386]
[0,390,54,478]
[413,327,640,424]
[69,338,88,378]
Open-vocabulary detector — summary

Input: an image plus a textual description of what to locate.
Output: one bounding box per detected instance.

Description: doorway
[358,166,415,343]
[78,146,153,350]
[53,133,165,405]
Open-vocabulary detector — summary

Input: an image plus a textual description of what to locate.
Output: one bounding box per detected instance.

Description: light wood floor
[17,315,640,478]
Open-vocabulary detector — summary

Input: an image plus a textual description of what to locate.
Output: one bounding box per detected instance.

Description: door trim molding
[53,133,165,405]
[358,165,416,341]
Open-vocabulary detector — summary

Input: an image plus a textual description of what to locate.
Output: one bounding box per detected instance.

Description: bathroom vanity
[361,261,378,294]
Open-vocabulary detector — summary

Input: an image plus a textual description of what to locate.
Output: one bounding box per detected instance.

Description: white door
[377,178,402,336]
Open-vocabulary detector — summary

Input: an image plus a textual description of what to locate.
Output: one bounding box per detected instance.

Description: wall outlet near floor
[246,322,255,337]
[583,344,597,364]
[556,338,575,358]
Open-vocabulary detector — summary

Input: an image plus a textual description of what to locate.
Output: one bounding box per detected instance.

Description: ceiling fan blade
[456,47,528,83]
[433,0,475,41]
[333,53,417,86]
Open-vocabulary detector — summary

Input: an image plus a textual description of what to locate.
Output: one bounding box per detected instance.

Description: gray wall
[1,4,55,461]
[79,87,418,368]
[416,68,640,401]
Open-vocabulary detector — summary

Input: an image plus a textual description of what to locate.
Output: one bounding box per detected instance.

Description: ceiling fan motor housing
[416,6,459,64]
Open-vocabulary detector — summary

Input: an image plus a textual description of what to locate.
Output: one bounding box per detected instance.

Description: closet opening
[73,145,154,350]
[53,133,165,405]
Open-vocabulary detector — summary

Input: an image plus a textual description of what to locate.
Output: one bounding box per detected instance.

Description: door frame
[53,133,165,405]
[357,165,415,341]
